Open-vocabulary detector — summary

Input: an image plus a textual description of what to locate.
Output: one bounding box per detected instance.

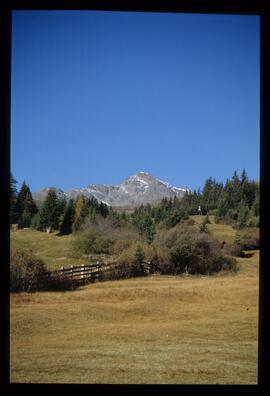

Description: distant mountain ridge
[32,172,188,207]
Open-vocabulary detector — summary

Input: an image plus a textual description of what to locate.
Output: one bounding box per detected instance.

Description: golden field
[10,246,259,384]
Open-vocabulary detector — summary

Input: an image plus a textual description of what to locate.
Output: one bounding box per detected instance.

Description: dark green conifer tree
[217,192,229,218]
[132,245,145,276]
[59,199,75,235]
[98,201,109,218]
[201,177,213,213]
[30,212,42,231]
[251,189,260,217]
[240,170,257,208]
[39,189,61,231]
[17,181,38,228]
[236,200,250,229]
[230,171,242,208]
[57,198,66,220]
[143,214,155,244]
[10,173,19,225]
[133,208,155,244]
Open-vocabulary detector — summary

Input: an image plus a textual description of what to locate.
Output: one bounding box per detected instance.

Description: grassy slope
[192,215,237,244]
[10,215,237,271]
[10,229,88,270]
[10,219,259,384]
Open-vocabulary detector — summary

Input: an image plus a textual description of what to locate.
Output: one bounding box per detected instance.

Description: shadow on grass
[240,252,255,258]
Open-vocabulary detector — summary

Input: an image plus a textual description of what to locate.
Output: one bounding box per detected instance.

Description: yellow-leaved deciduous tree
[72,195,89,232]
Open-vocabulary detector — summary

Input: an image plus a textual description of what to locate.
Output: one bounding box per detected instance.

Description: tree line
[130,169,259,236]
[10,169,259,235]
[10,174,115,234]
[10,170,259,281]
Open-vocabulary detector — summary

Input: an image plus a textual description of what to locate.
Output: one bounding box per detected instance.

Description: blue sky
[11,10,260,192]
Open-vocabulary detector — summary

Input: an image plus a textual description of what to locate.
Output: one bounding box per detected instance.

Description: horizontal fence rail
[18,260,160,292]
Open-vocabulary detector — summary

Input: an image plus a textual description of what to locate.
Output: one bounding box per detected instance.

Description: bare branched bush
[81,214,115,235]
[10,248,48,292]
[109,226,141,255]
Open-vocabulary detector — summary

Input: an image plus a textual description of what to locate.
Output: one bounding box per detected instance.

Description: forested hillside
[10,170,259,281]
[10,169,259,233]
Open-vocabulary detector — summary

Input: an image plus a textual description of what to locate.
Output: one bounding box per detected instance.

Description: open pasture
[10,250,259,384]
[10,229,99,270]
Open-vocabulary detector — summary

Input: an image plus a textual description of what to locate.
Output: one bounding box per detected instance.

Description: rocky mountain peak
[33,172,188,207]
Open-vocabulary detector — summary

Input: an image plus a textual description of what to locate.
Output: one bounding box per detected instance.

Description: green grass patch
[10,229,88,270]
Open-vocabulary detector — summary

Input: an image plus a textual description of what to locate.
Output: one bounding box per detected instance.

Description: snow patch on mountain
[33,172,188,207]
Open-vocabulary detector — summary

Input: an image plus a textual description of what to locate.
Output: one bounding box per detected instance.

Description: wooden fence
[19,260,157,292]
[53,262,104,283]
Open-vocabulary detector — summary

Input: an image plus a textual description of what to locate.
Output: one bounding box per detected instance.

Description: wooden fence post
[97,261,101,281]
[81,264,85,284]
[70,265,74,289]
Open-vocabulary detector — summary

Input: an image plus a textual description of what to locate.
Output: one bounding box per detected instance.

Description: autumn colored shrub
[10,247,48,292]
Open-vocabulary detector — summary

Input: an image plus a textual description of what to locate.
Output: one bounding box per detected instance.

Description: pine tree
[17,181,38,228]
[217,192,229,218]
[231,171,242,208]
[143,214,155,244]
[240,169,248,184]
[236,200,250,229]
[39,189,61,231]
[251,189,259,217]
[132,245,145,276]
[201,177,213,213]
[165,208,186,229]
[30,212,42,231]
[98,201,109,218]
[57,198,66,220]
[19,210,32,228]
[133,209,155,244]
[241,178,257,208]
[10,173,19,225]
[59,199,75,235]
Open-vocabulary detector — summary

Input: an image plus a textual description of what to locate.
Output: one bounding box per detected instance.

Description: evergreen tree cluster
[131,169,259,232]
[10,174,38,228]
[10,174,112,234]
[10,169,259,235]
[215,170,259,228]
[34,193,111,234]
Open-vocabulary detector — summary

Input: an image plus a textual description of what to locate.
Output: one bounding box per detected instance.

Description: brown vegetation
[10,248,48,292]
[10,217,259,384]
[10,249,259,384]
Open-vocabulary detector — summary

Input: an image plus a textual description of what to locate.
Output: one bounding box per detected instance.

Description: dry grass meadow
[10,228,87,270]
[10,251,259,384]
[10,218,259,384]
[9,215,243,271]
